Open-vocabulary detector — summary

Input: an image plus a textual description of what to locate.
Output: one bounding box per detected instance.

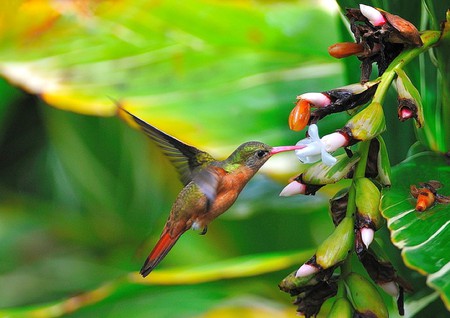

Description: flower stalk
[371,30,441,105]
[280,5,444,317]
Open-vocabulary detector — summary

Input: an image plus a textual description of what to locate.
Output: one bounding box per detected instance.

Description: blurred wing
[192,166,227,208]
[118,106,215,185]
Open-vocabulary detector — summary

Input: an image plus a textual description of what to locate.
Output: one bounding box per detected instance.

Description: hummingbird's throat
[270,145,306,155]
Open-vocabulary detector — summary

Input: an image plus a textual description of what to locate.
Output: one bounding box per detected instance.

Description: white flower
[295,124,339,166]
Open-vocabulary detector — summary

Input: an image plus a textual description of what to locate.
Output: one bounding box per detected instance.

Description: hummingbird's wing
[118,107,216,187]
[191,165,226,206]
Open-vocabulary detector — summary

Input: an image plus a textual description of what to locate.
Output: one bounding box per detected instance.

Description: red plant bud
[409,181,448,212]
[415,189,435,212]
[289,99,310,131]
[398,106,414,121]
[328,42,365,58]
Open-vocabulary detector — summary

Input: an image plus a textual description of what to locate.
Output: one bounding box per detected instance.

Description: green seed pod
[316,217,355,269]
[327,297,353,318]
[278,270,316,295]
[345,272,388,318]
[355,177,383,230]
[302,153,360,185]
[375,136,391,186]
[395,68,424,128]
[336,81,379,95]
[345,102,386,141]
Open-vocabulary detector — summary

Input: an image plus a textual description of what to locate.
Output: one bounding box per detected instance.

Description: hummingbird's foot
[200,226,208,235]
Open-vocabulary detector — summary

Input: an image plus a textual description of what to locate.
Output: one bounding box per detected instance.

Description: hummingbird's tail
[140,229,183,277]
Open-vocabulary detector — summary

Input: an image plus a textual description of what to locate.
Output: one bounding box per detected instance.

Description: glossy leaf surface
[0,0,344,156]
[381,152,450,309]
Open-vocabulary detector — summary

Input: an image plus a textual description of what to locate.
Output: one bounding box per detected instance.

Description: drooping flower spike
[331,4,423,82]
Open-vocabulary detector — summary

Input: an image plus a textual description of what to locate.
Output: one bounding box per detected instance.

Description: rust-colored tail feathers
[140,229,183,277]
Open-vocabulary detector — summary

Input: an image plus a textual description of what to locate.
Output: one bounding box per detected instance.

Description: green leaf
[0,249,313,317]
[413,7,450,153]
[0,0,344,157]
[381,152,450,309]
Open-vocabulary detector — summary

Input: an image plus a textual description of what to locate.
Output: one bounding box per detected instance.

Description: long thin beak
[270,145,306,155]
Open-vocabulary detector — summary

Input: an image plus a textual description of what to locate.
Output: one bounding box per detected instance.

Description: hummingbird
[118,107,304,277]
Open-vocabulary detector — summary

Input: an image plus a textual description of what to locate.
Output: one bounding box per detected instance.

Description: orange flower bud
[289,99,310,131]
[328,42,365,58]
[415,188,435,212]
[409,181,450,212]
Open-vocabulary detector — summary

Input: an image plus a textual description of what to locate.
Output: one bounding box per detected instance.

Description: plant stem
[339,140,372,296]
[354,141,371,178]
[372,30,441,105]
[345,140,370,220]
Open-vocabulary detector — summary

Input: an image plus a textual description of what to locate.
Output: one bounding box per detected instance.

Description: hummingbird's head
[230,141,273,170]
[229,142,304,171]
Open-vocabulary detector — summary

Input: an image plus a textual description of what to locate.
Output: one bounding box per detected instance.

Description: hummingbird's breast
[166,165,256,236]
[195,165,256,225]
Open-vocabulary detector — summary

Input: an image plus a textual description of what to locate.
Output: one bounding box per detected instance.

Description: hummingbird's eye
[256,150,268,158]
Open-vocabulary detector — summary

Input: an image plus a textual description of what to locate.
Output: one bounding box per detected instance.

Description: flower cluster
[278,4,428,317]
[331,4,422,83]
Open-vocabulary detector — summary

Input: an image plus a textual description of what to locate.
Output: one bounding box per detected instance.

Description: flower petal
[308,124,320,141]
[295,141,322,163]
[321,147,337,166]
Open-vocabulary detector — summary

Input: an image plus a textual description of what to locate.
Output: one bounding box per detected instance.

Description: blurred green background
[0,0,448,317]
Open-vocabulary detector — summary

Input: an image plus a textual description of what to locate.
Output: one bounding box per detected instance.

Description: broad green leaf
[0,249,313,317]
[0,102,330,313]
[381,152,450,309]
[0,0,344,157]
[414,6,450,153]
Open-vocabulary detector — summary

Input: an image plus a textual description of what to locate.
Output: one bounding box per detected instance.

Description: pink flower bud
[359,4,386,27]
[279,180,306,197]
[398,105,415,121]
[320,132,349,152]
[297,93,331,108]
[295,263,319,277]
[360,227,375,249]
